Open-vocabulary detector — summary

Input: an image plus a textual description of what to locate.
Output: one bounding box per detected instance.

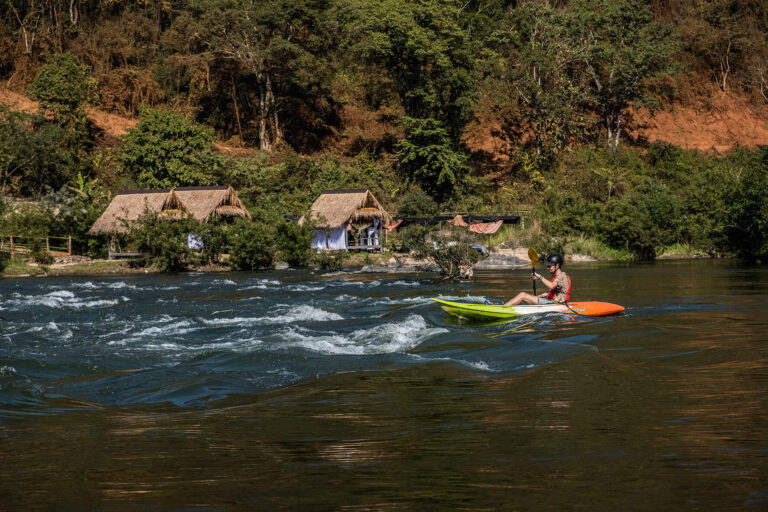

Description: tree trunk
[613,107,623,147]
[257,73,271,151]
[68,0,78,25]
[231,71,243,140]
[265,73,281,148]
[152,0,161,48]
[719,40,731,92]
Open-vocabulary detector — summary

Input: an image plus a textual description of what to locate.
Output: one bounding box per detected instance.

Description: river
[1,260,766,510]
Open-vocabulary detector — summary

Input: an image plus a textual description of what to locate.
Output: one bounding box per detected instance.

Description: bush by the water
[229,218,275,270]
[129,214,197,272]
[312,250,347,272]
[409,227,481,279]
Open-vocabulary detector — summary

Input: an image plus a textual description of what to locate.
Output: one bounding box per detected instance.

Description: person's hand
[532,272,541,280]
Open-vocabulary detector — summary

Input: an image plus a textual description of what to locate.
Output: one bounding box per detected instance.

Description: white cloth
[187,233,203,250]
[311,227,347,250]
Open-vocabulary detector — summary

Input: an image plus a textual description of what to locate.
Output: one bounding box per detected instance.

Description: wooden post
[68,236,72,256]
[9,236,13,256]
[46,237,50,253]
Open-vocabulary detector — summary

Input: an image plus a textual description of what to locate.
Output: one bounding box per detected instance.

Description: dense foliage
[1,0,767,264]
[120,106,223,188]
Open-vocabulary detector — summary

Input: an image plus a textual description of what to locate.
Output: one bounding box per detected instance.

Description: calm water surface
[1,260,766,510]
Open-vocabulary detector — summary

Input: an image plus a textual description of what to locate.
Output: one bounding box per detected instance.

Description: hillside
[4,86,767,158]
[629,93,768,153]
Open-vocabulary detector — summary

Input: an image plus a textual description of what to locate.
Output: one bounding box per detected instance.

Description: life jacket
[546,272,571,302]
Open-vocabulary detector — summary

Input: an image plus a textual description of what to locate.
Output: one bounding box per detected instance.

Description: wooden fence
[0,235,72,257]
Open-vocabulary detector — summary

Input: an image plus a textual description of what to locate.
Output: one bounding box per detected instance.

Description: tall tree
[176,0,333,151]
[120,106,222,189]
[487,1,593,158]
[338,0,476,200]
[0,105,74,195]
[28,52,98,153]
[569,0,676,146]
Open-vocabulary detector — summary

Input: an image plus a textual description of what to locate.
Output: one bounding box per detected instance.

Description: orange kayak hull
[566,301,625,317]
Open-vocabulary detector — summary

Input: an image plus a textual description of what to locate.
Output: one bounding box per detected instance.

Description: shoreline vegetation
[1,245,717,278]
[2,1,767,276]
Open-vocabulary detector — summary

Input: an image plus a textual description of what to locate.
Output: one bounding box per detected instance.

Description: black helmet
[545,254,564,267]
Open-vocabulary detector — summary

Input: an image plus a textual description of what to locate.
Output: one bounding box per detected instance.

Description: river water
[0,260,766,510]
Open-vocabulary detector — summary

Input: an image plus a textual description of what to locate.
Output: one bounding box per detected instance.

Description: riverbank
[1,246,715,278]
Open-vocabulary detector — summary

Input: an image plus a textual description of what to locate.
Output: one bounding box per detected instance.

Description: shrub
[191,220,229,265]
[411,229,480,279]
[129,214,197,272]
[229,218,275,270]
[29,239,54,265]
[724,147,768,262]
[276,220,313,266]
[120,106,223,189]
[311,250,347,272]
[397,187,439,217]
[28,53,98,153]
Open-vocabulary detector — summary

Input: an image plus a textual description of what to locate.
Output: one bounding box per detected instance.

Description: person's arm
[533,272,556,291]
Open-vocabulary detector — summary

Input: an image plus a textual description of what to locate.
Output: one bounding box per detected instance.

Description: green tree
[724,147,768,261]
[120,106,223,189]
[229,218,276,270]
[397,186,439,217]
[28,53,98,153]
[129,214,198,272]
[396,117,467,200]
[487,1,593,158]
[569,0,676,146]
[175,0,335,151]
[276,219,313,266]
[599,177,678,259]
[0,106,75,195]
[339,0,476,200]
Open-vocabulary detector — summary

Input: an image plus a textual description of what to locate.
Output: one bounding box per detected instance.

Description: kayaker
[505,254,571,305]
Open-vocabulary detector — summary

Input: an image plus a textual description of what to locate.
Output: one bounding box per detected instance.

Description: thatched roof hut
[303,189,392,250]
[89,186,251,235]
[304,189,392,228]
[173,186,251,222]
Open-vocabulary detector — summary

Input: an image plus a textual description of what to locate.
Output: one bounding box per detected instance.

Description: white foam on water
[241,279,281,290]
[70,281,98,289]
[108,281,139,290]
[0,366,16,375]
[79,299,121,308]
[8,290,123,309]
[286,284,326,292]
[277,314,447,355]
[374,294,488,306]
[272,305,343,323]
[133,320,199,337]
[458,359,498,372]
[143,342,182,351]
[386,280,421,287]
[407,353,500,373]
[200,316,267,327]
[27,321,60,333]
[323,280,381,289]
[211,279,237,286]
[200,305,343,327]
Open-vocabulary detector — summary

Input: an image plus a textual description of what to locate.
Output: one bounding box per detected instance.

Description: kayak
[432,298,625,320]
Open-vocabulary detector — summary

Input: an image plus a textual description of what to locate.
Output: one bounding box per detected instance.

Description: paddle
[527,248,538,295]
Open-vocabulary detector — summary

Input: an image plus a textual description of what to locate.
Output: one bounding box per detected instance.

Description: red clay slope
[629,93,768,153]
[3,86,768,154]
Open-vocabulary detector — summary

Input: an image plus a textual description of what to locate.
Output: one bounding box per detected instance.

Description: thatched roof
[303,189,393,228]
[89,186,251,235]
[173,186,251,222]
